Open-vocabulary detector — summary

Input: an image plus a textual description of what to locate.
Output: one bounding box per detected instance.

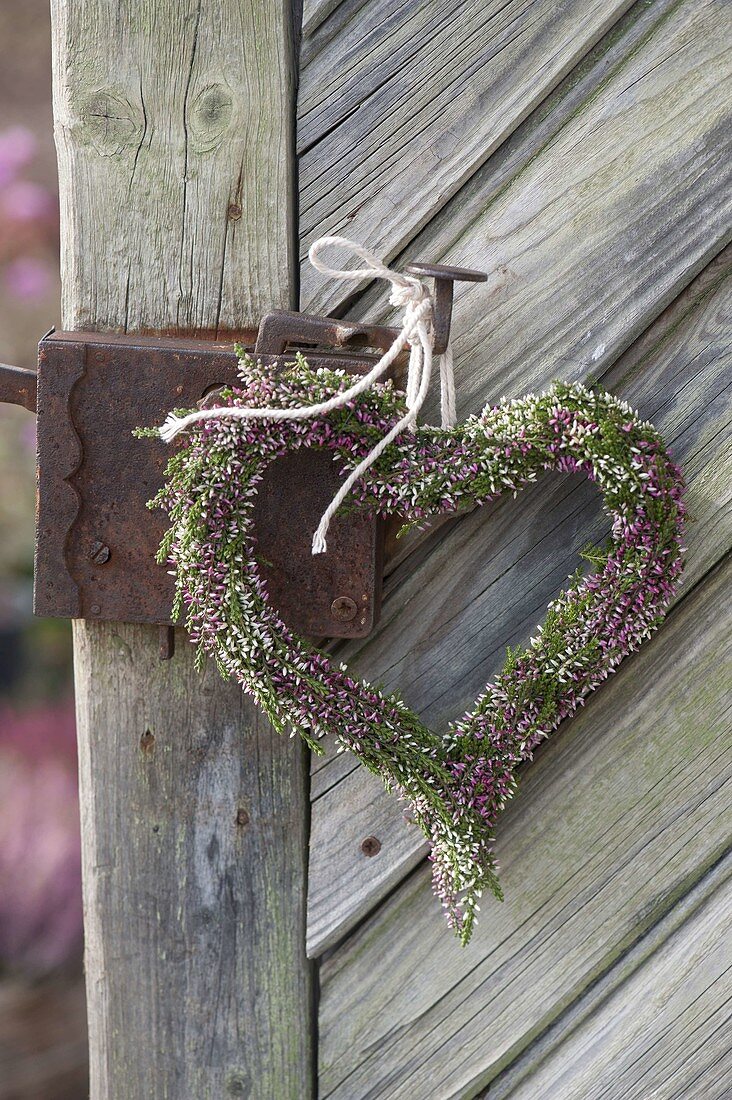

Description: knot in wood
[79,90,143,157]
[188,83,234,152]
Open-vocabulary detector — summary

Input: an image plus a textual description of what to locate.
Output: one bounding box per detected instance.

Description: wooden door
[50,0,730,1095]
[300,1,732,1096]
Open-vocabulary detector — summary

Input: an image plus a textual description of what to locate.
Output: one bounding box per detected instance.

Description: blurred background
[0,2,88,1096]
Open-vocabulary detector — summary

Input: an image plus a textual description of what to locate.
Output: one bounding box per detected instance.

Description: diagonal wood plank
[306,252,732,955]
[298,0,639,313]
[342,0,681,326]
[325,0,731,425]
[481,854,732,1099]
[301,0,380,45]
[309,1,732,802]
[301,0,356,41]
[318,555,732,1097]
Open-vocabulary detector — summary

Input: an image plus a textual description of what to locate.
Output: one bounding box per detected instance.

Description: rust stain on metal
[0,362,37,412]
[251,449,383,640]
[404,262,488,354]
[158,625,175,661]
[30,330,390,638]
[34,331,246,627]
[254,308,403,358]
[5,263,484,640]
[139,729,155,753]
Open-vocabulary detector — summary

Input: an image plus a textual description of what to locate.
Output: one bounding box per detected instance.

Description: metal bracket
[29,330,389,641]
[254,260,487,359]
[0,361,37,412]
[0,260,485,648]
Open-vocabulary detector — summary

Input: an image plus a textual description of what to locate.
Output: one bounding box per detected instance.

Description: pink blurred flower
[1,180,56,223]
[0,701,81,973]
[4,256,53,301]
[0,699,76,762]
[0,126,36,187]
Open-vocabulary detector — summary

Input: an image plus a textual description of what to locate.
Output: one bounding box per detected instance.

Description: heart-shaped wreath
[144,354,685,944]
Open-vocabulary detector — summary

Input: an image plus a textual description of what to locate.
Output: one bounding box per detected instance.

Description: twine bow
[160,235,457,554]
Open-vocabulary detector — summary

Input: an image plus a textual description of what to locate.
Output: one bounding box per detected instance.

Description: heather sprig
[145,353,685,945]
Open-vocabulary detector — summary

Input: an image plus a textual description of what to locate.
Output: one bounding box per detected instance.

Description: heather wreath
[140,354,686,945]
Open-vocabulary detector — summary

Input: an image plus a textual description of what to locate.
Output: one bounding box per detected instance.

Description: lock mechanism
[0,262,485,650]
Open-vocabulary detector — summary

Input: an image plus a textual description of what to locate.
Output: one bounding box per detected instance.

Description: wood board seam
[297,0,685,297]
[313,547,732,969]
[302,0,370,48]
[477,845,732,1099]
[310,371,732,802]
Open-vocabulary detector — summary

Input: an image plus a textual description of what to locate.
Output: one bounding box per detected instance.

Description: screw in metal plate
[361,836,382,857]
[330,595,358,622]
[90,540,111,564]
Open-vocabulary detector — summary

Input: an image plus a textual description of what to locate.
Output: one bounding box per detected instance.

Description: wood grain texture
[306,249,732,955]
[302,0,732,1091]
[326,0,732,424]
[304,0,732,946]
[318,556,732,1097]
[354,0,683,340]
[482,853,732,1099]
[51,2,312,1097]
[52,0,296,335]
[298,0,637,313]
[73,626,311,1098]
[305,0,699,788]
[301,0,348,39]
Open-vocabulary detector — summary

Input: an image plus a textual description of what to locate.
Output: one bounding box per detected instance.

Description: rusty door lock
[0,262,484,652]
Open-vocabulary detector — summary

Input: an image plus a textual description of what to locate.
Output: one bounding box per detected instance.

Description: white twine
[159,235,457,554]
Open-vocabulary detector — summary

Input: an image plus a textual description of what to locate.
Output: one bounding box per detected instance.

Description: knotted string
[159,235,457,553]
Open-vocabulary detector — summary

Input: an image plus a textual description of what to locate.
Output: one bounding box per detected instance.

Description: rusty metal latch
[254,261,486,358]
[0,361,37,412]
[0,260,484,652]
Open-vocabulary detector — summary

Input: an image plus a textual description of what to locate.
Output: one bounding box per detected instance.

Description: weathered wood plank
[51,2,312,1096]
[301,0,351,40]
[482,854,732,1099]
[338,0,679,331]
[305,0,732,920]
[73,627,312,1098]
[298,0,638,313]
[328,0,731,425]
[318,556,732,1097]
[306,0,720,796]
[53,0,295,334]
[306,253,732,954]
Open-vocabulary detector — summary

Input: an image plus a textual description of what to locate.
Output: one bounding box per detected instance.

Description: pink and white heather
[149,356,685,944]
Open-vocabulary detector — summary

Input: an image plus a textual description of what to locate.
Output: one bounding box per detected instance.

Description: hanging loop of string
[159,235,457,554]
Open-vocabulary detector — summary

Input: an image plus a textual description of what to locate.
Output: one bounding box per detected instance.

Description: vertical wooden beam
[50,2,311,1096]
